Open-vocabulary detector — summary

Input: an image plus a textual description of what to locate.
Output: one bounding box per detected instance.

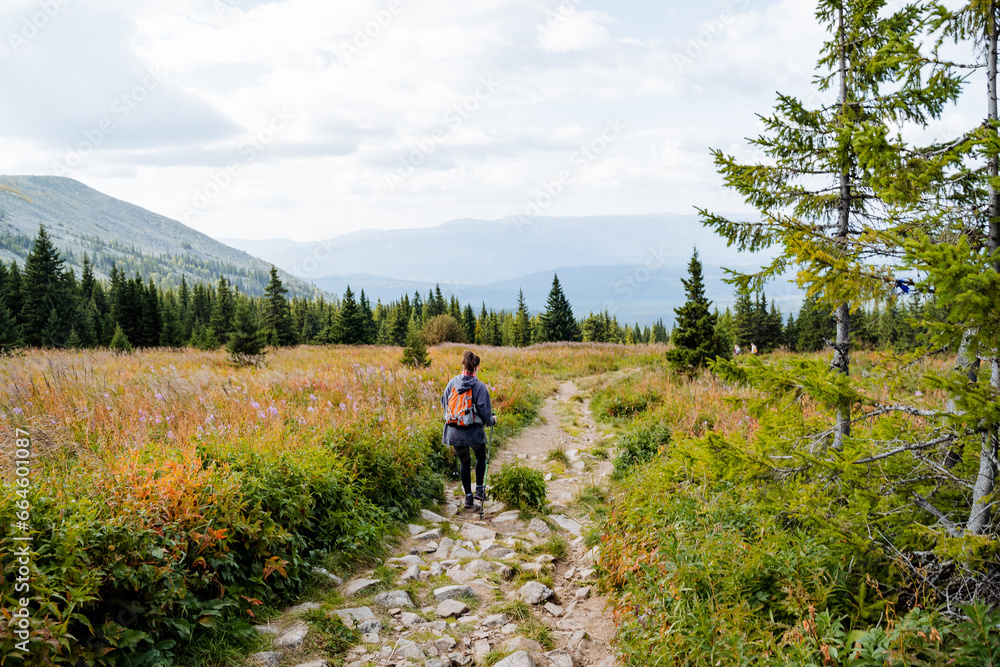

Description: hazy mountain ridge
[0,176,321,298]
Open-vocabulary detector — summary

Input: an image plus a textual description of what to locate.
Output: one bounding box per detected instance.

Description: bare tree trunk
[968,1,1000,535]
[832,4,852,450]
[943,331,979,469]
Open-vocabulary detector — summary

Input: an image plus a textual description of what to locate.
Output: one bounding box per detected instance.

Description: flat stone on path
[401,563,421,582]
[482,613,509,628]
[286,602,321,614]
[474,639,492,664]
[451,545,478,560]
[544,602,564,617]
[421,509,447,523]
[546,649,574,667]
[494,649,538,666]
[494,510,521,523]
[518,581,554,605]
[527,518,551,536]
[400,611,423,627]
[459,523,497,542]
[291,661,327,667]
[357,618,382,634]
[551,515,584,536]
[388,554,425,567]
[372,590,414,608]
[312,567,344,585]
[447,568,477,585]
[330,606,375,628]
[414,528,443,541]
[408,523,425,535]
[250,652,282,667]
[273,621,309,649]
[396,643,425,660]
[342,578,380,598]
[436,598,469,618]
[433,584,478,601]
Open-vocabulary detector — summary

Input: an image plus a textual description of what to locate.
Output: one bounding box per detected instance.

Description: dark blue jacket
[441,374,495,447]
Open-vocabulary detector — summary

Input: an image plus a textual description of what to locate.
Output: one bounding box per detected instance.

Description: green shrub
[489,462,547,512]
[611,423,670,478]
[591,378,658,420]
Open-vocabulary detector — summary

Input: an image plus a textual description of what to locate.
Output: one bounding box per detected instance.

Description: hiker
[751,342,758,355]
[442,350,497,509]
[734,343,741,356]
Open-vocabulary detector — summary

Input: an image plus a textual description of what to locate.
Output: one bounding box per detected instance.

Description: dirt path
[249,381,617,667]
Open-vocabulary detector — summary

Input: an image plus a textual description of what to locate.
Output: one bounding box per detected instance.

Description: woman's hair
[462,350,481,372]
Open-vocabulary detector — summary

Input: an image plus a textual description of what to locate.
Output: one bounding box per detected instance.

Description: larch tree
[700,0,961,448]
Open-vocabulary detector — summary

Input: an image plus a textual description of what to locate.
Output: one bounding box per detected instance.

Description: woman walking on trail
[442,351,497,509]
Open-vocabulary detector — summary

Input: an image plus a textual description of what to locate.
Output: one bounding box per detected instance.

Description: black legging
[454,443,486,495]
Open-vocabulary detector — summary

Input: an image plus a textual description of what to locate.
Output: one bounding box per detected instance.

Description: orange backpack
[445,383,480,427]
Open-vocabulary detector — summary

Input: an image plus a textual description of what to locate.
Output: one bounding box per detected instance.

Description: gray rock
[578,568,597,582]
[447,569,477,585]
[401,563,421,582]
[415,528,443,541]
[567,629,589,651]
[551,515,583,536]
[493,650,537,667]
[546,650,574,667]
[450,652,471,666]
[433,584,478,601]
[427,660,446,667]
[330,606,375,628]
[290,662,327,667]
[528,516,552,537]
[480,544,515,558]
[400,610,423,627]
[396,642,426,660]
[421,509,447,523]
[464,559,495,573]
[286,601,321,614]
[544,602,564,617]
[388,554,425,567]
[459,523,497,542]
[431,537,456,560]
[518,581,554,605]
[591,659,616,667]
[372,590,414,608]
[312,567,344,585]
[422,619,449,632]
[435,635,458,652]
[450,545,478,560]
[357,618,382,634]
[436,598,469,617]
[408,523,426,535]
[535,554,556,564]
[575,586,592,600]
[254,624,279,635]
[250,652,283,667]
[494,510,521,523]
[506,636,543,652]
[430,561,444,576]
[481,613,509,628]
[474,639,492,664]
[341,578,380,598]
[273,621,309,649]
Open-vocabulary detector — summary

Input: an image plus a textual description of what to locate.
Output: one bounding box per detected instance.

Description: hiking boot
[464,494,476,509]
[473,486,486,502]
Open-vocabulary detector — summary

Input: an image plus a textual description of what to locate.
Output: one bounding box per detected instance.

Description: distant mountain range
[223,214,804,324]
[0,176,320,298]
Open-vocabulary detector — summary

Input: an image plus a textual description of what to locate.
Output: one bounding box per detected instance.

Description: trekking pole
[480,419,494,521]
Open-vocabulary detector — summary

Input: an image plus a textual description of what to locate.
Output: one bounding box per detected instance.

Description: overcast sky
[0,0,980,242]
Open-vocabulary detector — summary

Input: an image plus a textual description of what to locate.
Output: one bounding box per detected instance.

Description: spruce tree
[21,226,69,347]
[334,286,366,344]
[401,315,430,367]
[227,298,266,366]
[538,274,580,342]
[0,301,23,353]
[262,266,295,346]
[513,289,532,347]
[665,248,727,373]
[109,323,134,354]
[210,277,236,345]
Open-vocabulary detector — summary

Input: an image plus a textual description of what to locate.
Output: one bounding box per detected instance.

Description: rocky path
[249,380,616,667]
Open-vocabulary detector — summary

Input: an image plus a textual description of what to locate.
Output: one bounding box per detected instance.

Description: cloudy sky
[0,0,979,242]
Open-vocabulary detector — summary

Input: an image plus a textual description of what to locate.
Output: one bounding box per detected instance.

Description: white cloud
[536,9,613,53]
